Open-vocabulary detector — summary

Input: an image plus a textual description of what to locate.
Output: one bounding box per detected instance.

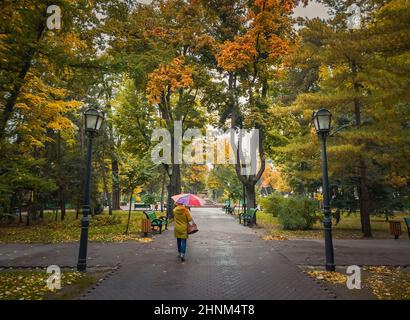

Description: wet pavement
[1,207,408,299]
[82,208,333,300]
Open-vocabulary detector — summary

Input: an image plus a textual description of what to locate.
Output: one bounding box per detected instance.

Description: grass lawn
[0,209,166,243]
[256,210,410,240]
[0,267,113,300]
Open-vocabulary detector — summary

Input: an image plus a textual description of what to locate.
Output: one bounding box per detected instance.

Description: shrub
[277,195,319,230]
[93,203,104,215]
[142,194,157,206]
[260,193,284,217]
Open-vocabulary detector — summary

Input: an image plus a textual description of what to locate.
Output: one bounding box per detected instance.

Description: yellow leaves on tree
[385,175,407,188]
[60,32,89,58]
[15,73,81,149]
[186,165,208,184]
[146,56,194,104]
[207,173,219,190]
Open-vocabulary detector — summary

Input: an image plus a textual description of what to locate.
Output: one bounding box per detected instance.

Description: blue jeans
[177,238,187,255]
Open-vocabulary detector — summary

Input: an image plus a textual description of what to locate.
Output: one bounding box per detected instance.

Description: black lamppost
[312,109,335,272]
[241,164,247,214]
[166,166,173,220]
[77,108,105,272]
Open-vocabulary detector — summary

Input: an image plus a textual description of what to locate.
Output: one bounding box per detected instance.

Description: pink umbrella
[171,193,205,207]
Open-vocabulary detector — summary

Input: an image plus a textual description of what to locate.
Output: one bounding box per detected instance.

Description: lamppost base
[326,263,336,272]
[77,261,87,272]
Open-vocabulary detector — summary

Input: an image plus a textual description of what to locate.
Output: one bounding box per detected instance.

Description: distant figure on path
[173,200,193,262]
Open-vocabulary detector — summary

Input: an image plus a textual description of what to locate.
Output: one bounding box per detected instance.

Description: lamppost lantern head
[312,108,332,136]
[84,108,105,134]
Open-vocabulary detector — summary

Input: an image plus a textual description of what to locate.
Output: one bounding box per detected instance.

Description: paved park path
[82,207,334,300]
[1,207,409,299]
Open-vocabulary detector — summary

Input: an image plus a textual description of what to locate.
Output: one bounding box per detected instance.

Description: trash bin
[141,218,150,237]
[389,221,402,239]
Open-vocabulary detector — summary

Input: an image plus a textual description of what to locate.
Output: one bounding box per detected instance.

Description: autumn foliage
[216,0,294,72]
[147,56,194,104]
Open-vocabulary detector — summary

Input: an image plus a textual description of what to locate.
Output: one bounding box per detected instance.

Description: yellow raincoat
[173,206,193,239]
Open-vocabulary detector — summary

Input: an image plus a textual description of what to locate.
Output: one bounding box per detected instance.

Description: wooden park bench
[134,203,149,211]
[405,218,410,239]
[239,208,258,226]
[143,210,168,234]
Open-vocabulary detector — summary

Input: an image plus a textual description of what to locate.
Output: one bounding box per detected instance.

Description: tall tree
[273,0,410,236]
[105,0,210,214]
[206,0,300,210]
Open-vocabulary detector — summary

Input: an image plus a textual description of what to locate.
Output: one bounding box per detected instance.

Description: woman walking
[173,200,193,262]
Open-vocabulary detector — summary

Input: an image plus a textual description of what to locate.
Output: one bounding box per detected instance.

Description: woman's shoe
[180,254,185,262]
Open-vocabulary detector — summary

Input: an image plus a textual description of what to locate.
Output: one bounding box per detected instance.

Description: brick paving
[82,208,333,300]
[2,208,408,299]
[271,238,410,266]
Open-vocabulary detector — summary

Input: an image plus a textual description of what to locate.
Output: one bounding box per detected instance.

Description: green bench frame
[239,208,258,226]
[143,210,168,234]
[404,218,410,239]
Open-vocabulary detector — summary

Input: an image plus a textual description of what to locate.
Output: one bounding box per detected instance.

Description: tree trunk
[32,192,39,222]
[19,206,23,224]
[171,165,182,193]
[39,206,44,220]
[100,147,112,215]
[75,203,80,220]
[125,193,133,235]
[385,212,389,222]
[56,132,66,221]
[245,182,257,224]
[58,182,66,222]
[352,59,372,237]
[359,157,372,237]
[102,172,112,215]
[233,124,265,221]
[112,159,121,210]
[167,165,182,219]
[160,172,166,212]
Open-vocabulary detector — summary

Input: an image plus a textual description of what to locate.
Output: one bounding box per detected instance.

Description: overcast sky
[293,1,330,19]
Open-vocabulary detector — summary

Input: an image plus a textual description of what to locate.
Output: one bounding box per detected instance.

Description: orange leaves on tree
[254,0,298,12]
[146,56,194,104]
[216,34,257,71]
[144,27,168,40]
[217,1,293,73]
[268,35,290,60]
[261,164,277,189]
